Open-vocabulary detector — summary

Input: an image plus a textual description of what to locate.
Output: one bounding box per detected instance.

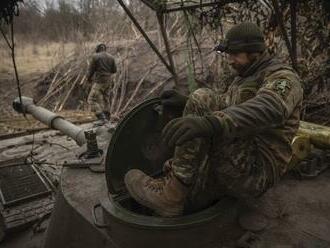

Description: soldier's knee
[190,88,214,102]
[191,88,214,99]
[185,88,216,109]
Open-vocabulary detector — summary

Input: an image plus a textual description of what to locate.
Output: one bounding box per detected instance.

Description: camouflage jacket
[87,52,117,82]
[214,52,303,182]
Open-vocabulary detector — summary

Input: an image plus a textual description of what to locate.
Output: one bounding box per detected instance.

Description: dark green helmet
[215,22,266,54]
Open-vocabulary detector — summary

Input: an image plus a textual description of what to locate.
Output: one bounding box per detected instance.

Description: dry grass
[0,41,76,78]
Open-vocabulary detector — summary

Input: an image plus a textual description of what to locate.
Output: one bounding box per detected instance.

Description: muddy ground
[0,74,39,118]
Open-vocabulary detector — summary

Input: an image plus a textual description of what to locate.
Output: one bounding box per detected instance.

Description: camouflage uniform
[88,82,111,114]
[123,22,304,217]
[170,52,303,209]
[87,51,116,114]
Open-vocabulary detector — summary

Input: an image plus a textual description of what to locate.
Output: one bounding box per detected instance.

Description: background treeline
[7,0,157,42]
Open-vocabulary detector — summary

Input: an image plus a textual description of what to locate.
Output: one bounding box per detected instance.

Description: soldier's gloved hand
[162,116,221,147]
[160,90,188,110]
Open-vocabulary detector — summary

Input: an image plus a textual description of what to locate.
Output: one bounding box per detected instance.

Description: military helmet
[215,22,266,54]
[95,43,107,53]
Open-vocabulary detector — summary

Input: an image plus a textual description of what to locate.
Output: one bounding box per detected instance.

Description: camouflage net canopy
[28,0,329,125]
[0,0,23,24]
[139,0,330,124]
[140,0,244,13]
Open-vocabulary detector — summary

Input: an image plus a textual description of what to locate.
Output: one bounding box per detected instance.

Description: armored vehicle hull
[4,97,330,248]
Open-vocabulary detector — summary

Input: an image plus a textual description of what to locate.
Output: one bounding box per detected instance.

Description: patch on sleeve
[265,79,292,99]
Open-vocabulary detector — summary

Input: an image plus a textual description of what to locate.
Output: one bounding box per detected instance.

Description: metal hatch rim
[101,195,238,229]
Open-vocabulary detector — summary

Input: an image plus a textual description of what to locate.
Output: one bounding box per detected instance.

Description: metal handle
[92,203,109,228]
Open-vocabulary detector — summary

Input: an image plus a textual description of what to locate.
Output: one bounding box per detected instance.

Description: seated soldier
[124,22,303,217]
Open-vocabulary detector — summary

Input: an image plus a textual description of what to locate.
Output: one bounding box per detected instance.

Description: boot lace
[144,173,172,193]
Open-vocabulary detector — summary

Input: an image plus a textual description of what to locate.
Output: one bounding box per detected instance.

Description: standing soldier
[124,22,303,217]
[87,43,117,125]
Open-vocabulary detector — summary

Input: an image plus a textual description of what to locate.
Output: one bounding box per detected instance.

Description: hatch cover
[105,98,176,194]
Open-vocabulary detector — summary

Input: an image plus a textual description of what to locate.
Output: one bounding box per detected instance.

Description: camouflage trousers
[87,82,111,114]
[171,88,273,211]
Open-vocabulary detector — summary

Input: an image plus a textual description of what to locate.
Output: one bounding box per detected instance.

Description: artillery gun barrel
[13,97,86,146]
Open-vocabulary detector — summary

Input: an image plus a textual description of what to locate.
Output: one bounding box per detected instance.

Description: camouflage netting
[34,0,330,124]
[0,0,23,24]
[184,0,330,123]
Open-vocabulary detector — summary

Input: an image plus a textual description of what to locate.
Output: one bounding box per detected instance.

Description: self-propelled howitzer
[10,96,330,248]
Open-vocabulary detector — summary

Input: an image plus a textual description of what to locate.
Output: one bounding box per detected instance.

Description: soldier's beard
[230,62,251,75]
[230,56,259,76]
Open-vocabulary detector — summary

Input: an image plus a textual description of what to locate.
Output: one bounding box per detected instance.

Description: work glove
[162,116,221,147]
[160,90,188,110]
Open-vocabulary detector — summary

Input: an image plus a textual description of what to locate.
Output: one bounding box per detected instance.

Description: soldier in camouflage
[125,22,303,217]
[87,44,117,124]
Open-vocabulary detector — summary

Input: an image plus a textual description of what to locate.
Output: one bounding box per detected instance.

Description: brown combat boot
[124,169,188,217]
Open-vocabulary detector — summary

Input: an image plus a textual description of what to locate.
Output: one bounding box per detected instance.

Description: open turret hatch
[103,98,239,234]
[105,98,171,197]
